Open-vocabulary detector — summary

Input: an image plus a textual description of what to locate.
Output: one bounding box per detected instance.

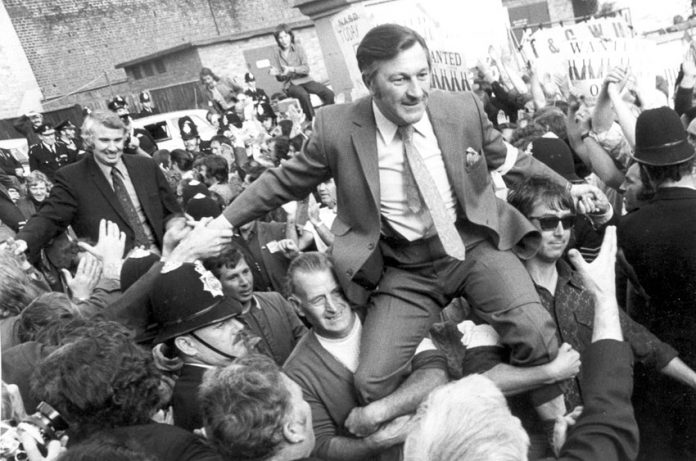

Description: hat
[120,250,160,291]
[35,123,55,136]
[244,72,256,83]
[186,194,222,220]
[181,180,209,204]
[529,137,580,181]
[139,91,151,103]
[55,120,76,132]
[107,95,128,112]
[151,261,243,344]
[178,116,199,141]
[634,107,695,166]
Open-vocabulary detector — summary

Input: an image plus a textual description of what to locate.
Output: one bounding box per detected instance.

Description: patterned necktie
[398,125,466,260]
[111,167,149,247]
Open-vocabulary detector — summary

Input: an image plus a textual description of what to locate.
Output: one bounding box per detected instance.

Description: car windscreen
[142,121,171,142]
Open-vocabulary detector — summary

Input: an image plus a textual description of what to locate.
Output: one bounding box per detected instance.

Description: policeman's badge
[183,122,192,135]
[194,261,224,297]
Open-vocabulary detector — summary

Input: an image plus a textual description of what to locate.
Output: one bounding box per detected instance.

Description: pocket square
[465,147,482,167]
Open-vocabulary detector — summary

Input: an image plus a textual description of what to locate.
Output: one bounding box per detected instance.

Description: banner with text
[522,17,657,102]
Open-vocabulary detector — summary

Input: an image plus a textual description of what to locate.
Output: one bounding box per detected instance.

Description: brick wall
[3,0,306,105]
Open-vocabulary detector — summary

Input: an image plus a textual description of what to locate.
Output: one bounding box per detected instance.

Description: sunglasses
[528,215,576,231]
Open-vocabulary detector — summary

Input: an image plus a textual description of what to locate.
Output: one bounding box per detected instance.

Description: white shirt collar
[372,100,431,144]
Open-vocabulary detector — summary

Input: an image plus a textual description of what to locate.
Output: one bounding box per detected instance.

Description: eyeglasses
[528,215,576,231]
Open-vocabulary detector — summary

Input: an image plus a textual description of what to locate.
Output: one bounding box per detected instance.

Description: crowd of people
[1,17,696,461]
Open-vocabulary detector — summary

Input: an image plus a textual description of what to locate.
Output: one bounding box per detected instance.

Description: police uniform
[28,124,78,180]
[243,72,275,120]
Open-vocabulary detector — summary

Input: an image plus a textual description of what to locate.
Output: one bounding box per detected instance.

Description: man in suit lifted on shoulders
[210,24,600,417]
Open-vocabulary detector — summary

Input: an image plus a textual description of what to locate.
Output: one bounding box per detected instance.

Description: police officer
[136,91,160,118]
[56,120,85,159]
[243,72,275,121]
[107,95,158,155]
[28,123,77,181]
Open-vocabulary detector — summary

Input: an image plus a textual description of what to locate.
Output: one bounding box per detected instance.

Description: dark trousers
[285,81,334,120]
[354,233,560,404]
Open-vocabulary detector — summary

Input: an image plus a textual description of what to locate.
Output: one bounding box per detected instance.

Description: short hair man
[203,246,306,365]
[28,123,77,181]
[13,111,44,146]
[213,23,591,416]
[200,354,317,461]
[618,107,696,458]
[199,155,242,205]
[284,252,448,460]
[150,261,250,432]
[15,110,180,256]
[509,175,696,454]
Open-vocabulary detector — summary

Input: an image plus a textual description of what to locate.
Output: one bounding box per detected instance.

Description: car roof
[132,109,210,125]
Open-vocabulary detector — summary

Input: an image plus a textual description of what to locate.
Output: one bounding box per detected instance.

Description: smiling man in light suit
[212,24,595,418]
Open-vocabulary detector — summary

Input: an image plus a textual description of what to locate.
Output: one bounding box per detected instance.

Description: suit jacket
[172,364,207,432]
[555,340,638,461]
[28,142,77,180]
[18,153,180,252]
[618,187,696,366]
[223,91,565,294]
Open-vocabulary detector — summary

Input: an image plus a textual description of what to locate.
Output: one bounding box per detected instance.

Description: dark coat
[618,187,696,365]
[17,153,180,253]
[28,142,77,180]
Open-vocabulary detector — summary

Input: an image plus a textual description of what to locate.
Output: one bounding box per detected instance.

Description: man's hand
[546,343,581,382]
[365,415,416,450]
[78,219,126,280]
[277,238,300,260]
[167,217,234,263]
[11,238,28,256]
[345,404,384,437]
[575,186,613,225]
[551,406,583,457]
[568,226,617,301]
[308,201,321,226]
[162,216,192,258]
[604,66,628,100]
[18,432,67,461]
[63,253,103,301]
[569,183,604,214]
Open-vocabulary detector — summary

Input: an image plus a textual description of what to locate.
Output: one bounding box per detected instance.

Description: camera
[0,402,68,460]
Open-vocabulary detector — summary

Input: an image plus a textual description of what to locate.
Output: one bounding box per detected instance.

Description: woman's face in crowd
[29,182,48,202]
[202,75,215,88]
[277,31,292,49]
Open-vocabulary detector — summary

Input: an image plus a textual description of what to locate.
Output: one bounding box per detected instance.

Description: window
[155,59,166,74]
[143,63,154,77]
[143,121,170,142]
[131,66,142,80]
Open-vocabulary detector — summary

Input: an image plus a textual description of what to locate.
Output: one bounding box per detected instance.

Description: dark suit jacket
[556,340,638,461]
[223,91,566,295]
[28,142,77,180]
[172,364,207,432]
[618,187,696,366]
[18,153,180,252]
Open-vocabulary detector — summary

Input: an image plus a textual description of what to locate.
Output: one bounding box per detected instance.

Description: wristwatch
[580,132,591,141]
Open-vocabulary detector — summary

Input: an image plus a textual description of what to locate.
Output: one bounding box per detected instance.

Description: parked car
[131,109,217,152]
[0,138,29,167]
